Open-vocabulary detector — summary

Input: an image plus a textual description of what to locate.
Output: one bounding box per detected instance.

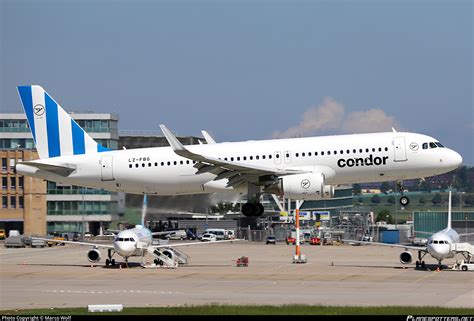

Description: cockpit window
[433,240,439,244]
[429,142,438,149]
[435,142,444,148]
[422,143,428,150]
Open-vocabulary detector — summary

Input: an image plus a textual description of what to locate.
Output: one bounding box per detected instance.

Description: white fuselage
[426,228,461,261]
[113,226,153,258]
[16,131,462,197]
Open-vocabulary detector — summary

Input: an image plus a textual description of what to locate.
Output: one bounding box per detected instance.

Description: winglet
[159,124,187,152]
[392,127,397,133]
[201,130,216,144]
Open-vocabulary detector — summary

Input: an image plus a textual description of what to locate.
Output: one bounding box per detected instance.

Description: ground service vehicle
[266,235,276,244]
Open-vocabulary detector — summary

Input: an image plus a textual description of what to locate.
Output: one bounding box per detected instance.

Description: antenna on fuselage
[141,194,148,227]
[447,191,452,230]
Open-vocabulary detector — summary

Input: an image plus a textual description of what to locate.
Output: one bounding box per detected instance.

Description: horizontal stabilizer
[17,161,76,177]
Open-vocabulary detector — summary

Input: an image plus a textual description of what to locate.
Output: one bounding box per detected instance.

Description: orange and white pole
[295,200,300,257]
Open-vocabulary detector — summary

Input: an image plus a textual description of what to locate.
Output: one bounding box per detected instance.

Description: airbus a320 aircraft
[345,192,474,269]
[16,85,462,217]
[34,223,236,268]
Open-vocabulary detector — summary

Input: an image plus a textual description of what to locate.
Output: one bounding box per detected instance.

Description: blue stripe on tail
[45,92,61,158]
[71,120,85,155]
[97,144,110,152]
[17,86,36,143]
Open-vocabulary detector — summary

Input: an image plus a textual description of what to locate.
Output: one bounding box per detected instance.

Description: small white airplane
[34,224,236,268]
[345,191,474,269]
[16,85,463,217]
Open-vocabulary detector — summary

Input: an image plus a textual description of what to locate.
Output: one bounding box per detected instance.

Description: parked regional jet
[34,224,236,268]
[16,85,462,217]
[345,192,474,269]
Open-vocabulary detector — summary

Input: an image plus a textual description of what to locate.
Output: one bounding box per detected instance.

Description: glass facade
[0,119,30,132]
[47,182,112,195]
[0,139,35,149]
[47,201,117,215]
[76,119,118,135]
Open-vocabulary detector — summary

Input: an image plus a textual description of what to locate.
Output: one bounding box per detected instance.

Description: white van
[204,229,226,240]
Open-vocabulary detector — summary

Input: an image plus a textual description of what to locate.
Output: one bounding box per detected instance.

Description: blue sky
[1,0,472,164]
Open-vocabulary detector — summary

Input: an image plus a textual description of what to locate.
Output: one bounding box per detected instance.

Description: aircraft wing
[342,239,427,251]
[32,237,115,249]
[160,124,308,187]
[151,239,245,249]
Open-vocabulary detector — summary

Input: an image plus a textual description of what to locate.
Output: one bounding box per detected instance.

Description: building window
[19,196,24,208]
[10,196,16,208]
[18,176,23,189]
[2,158,7,171]
[10,177,16,189]
[2,176,6,189]
[2,196,7,208]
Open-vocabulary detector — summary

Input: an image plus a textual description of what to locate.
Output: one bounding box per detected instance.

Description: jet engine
[399,251,412,264]
[87,248,101,263]
[279,173,334,200]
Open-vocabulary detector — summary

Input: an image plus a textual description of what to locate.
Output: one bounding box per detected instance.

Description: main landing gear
[397,180,409,206]
[105,248,116,267]
[242,202,264,217]
[415,250,426,269]
[241,183,265,217]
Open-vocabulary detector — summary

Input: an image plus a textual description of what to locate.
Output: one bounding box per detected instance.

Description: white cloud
[272,97,345,138]
[342,108,401,134]
[272,98,401,138]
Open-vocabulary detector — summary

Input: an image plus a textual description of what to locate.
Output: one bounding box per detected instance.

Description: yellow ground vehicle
[0,229,6,240]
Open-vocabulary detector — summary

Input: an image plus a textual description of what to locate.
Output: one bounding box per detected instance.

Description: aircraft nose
[449,150,463,168]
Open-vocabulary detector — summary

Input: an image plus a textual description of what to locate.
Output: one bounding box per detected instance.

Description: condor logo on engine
[337,154,389,168]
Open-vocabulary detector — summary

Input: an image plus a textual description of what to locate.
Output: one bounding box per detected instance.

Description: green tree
[380,182,391,194]
[376,209,393,223]
[353,184,362,195]
[387,195,396,204]
[357,197,364,205]
[371,194,381,204]
[431,193,442,206]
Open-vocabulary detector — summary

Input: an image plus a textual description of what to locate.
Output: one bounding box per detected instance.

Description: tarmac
[1,241,473,309]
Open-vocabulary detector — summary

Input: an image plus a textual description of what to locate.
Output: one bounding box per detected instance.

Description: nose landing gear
[397,180,409,206]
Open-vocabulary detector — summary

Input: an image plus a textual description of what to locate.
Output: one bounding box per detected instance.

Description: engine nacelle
[399,251,412,264]
[87,249,101,263]
[280,173,334,200]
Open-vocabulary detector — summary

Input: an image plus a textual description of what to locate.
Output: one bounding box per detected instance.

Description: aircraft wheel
[415,261,420,268]
[256,203,265,216]
[421,261,426,269]
[399,196,409,206]
[462,266,468,271]
[105,259,110,267]
[111,259,115,266]
[242,203,256,217]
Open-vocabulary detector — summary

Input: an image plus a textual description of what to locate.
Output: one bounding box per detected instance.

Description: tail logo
[34,104,45,116]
